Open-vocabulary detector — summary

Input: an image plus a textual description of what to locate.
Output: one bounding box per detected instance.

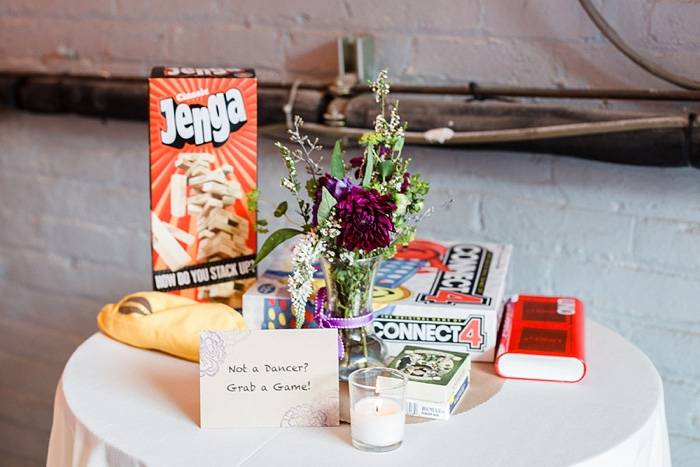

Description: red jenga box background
[149,66,257,308]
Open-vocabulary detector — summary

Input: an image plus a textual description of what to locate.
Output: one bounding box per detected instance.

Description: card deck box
[243,239,511,362]
[149,66,258,308]
[388,345,471,420]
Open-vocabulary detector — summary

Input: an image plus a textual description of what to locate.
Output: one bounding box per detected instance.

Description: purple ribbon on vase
[314,287,375,360]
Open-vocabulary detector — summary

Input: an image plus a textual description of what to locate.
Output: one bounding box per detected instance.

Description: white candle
[350,396,405,447]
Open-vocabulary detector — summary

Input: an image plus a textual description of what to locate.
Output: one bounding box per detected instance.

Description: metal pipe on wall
[0,72,698,168]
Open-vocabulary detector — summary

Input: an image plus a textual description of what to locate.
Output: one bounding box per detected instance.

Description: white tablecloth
[47,321,671,466]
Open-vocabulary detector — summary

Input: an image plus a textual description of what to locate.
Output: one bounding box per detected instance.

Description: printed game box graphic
[149,66,258,308]
[242,239,512,362]
[494,295,586,382]
[389,346,471,420]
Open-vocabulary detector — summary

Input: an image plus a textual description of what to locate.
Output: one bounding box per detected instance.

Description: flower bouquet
[249,70,430,379]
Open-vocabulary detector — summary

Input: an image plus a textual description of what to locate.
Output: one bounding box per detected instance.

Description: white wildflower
[389,103,404,137]
[373,101,403,142]
[339,250,356,264]
[281,178,297,193]
[320,218,341,240]
[374,115,389,135]
[288,231,328,328]
[370,68,390,104]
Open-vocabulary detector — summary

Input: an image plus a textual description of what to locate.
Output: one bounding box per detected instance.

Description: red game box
[149,66,258,307]
[495,295,586,382]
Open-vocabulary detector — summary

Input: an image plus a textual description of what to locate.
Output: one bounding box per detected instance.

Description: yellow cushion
[97,291,248,362]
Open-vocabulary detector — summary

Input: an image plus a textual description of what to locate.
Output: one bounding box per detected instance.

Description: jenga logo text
[159,88,247,148]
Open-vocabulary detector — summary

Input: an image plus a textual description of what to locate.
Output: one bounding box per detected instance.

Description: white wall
[1,0,699,464]
[1,0,699,92]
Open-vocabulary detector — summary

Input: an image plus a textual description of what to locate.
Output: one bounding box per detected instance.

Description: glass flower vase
[319,255,388,381]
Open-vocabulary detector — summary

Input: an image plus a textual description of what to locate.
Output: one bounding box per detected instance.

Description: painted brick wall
[1,0,699,91]
[1,0,699,465]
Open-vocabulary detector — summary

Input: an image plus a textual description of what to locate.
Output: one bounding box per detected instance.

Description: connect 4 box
[243,240,512,362]
[149,66,258,307]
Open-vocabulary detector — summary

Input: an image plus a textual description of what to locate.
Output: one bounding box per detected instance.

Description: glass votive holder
[348,367,408,452]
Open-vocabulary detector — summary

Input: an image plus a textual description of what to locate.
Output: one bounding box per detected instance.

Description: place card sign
[199,329,340,428]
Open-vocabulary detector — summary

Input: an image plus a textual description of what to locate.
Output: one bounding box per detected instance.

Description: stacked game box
[149,66,258,308]
[389,346,471,420]
[243,239,512,361]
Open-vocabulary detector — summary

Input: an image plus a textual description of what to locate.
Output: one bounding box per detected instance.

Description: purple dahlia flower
[349,157,364,179]
[400,172,411,193]
[336,186,396,252]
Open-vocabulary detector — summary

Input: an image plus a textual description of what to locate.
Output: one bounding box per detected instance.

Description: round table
[47,321,671,466]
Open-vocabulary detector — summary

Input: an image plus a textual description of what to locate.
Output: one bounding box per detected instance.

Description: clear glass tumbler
[348,367,408,452]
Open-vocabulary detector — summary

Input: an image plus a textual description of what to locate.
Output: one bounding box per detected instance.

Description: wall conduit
[0,72,698,168]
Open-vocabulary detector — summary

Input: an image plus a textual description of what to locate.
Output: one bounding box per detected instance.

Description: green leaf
[330,139,345,179]
[379,160,394,180]
[253,228,304,268]
[306,178,318,199]
[246,189,260,211]
[253,224,269,234]
[317,186,337,226]
[362,145,375,188]
[273,201,288,218]
[393,136,405,154]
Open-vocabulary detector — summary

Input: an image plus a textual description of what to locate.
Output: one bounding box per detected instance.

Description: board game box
[148,66,258,308]
[243,239,512,361]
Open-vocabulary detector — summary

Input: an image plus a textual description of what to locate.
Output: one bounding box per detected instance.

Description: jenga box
[243,240,512,362]
[148,66,257,308]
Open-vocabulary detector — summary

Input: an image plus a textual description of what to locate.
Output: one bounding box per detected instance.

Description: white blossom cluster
[280,148,300,195]
[281,177,297,193]
[374,103,404,143]
[319,218,341,242]
[339,250,357,264]
[288,231,326,324]
[370,68,390,104]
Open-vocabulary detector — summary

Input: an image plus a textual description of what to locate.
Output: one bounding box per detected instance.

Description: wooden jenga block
[170,174,187,218]
[200,181,228,196]
[196,153,216,164]
[151,212,191,271]
[164,223,195,245]
[187,192,213,206]
[197,288,210,300]
[188,171,227,187]
[199,229,215,239]
[206,217,246,237]
[204,197,224,209]
[211,231,240,251]
[185,163,210,179]
[228,180,244,199]
[207,281,235,298]
[196,238,213,262]
[220,195,236,206]
[175,153,197,170]
[209,207,248,229]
